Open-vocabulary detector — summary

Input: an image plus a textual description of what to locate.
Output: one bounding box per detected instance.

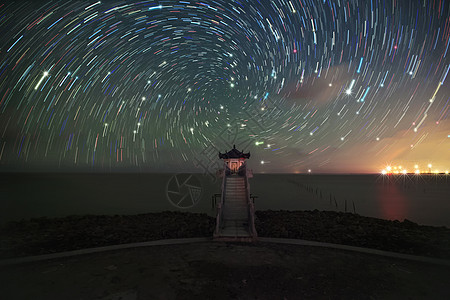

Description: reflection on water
[376,181,408,222]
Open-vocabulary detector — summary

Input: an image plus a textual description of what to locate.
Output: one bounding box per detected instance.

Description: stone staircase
[216,175,252,238]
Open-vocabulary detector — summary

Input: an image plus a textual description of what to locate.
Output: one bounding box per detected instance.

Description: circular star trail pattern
[0,0,449,172]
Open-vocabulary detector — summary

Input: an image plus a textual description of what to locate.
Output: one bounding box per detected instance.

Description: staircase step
[223,210,247,214]
[215,175,256,239]
[224,206,247,209]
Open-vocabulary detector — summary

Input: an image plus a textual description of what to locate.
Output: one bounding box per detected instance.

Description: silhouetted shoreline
[1,210,449,259]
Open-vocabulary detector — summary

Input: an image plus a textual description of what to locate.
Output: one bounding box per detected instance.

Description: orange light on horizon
[379,163,448,175]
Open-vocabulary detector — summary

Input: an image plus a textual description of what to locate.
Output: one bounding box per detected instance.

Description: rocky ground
[1,210,450,259]
[255,210,450,259]
[0,212,215,259]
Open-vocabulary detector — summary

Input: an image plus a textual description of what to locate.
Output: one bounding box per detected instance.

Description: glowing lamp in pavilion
[218,145,250,174]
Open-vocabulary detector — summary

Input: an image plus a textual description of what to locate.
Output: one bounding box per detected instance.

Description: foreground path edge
[259,237,450,267]
[1,237,449,267]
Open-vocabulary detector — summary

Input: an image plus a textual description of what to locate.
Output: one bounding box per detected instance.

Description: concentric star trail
[0,0,448,173]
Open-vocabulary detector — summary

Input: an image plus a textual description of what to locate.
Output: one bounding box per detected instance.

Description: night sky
[0,0,449,173]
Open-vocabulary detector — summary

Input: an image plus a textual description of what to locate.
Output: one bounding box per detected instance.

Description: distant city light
[379,163,449,175]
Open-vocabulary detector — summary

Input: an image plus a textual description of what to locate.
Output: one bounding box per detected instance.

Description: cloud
[322,118,450,172]
[282,64,353,107]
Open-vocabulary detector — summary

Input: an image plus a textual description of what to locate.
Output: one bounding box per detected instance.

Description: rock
[402,219,418,228]
[105,265,117,271]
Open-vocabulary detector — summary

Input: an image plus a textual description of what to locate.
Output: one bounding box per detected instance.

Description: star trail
[0,0,449,173]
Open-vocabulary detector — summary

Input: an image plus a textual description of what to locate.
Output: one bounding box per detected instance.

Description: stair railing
[243,163,257,239]
[214,164,227,237]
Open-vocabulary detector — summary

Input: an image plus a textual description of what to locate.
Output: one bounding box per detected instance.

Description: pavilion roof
[218,145,250,159]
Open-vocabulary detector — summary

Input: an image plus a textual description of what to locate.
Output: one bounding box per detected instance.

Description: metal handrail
[243,163,257,239]
[214,165,227,237]
[248,203,257,238]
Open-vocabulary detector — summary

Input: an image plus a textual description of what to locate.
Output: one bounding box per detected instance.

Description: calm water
[1,173,449,227]
[251,174,450,227]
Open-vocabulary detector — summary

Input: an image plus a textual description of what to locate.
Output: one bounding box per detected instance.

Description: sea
[1,173,449,227]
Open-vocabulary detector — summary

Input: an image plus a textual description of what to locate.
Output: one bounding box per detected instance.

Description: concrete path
[1,241,450,299]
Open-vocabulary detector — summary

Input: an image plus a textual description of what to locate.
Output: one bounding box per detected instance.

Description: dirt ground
[1,241,449,299]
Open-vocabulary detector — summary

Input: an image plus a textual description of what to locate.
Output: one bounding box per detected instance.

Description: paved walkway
[1,240,449,299]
